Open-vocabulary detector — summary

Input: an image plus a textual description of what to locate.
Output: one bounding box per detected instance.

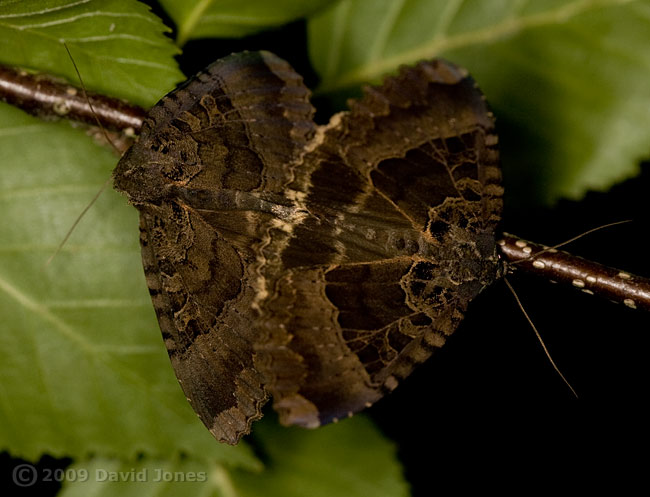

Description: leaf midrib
[317,0,635,92]
[176,0,214,46]
[0,271,191,423]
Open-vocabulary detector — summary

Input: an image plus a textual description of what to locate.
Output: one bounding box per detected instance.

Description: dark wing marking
[139,208,267,443]
[115,51,316,444]
[255,59,503,427]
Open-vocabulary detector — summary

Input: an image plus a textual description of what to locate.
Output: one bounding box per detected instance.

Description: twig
[3,61,650,313]
[498,233,650,312]
[0,63,146,133]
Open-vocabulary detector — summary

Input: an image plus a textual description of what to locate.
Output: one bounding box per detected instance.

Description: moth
[112,51,503,444]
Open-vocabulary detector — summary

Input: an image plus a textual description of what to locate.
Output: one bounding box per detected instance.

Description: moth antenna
[511,219,632,265]
[46,43,121,266]
[45,176,113,267]
[503,276,579,399]
[63,42,122,156]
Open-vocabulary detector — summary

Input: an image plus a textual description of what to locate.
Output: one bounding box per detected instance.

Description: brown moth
[112,51,503,444]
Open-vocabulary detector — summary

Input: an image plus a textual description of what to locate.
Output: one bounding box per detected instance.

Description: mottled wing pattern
[254,59,503,427]
[114,52,316,444]
[115,52,503,442]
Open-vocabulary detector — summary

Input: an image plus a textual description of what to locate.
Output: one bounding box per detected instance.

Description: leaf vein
[43,298,150,309]
[8,11,159,30]
[320,0,638,91]
[0,0,92,19]
[321,0,352,81]
[62,33,171,46]
[432,0,465,41]
[177,0,214,46]
[0,273,96,353]
[368,0,406,61]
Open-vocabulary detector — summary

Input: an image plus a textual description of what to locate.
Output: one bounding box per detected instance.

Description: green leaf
[58,416,408,497]
[58,456,231,497]
[158,0,334,45]
[0,102,258,470]
[0,0,256,470]
[231,415,410,497]
[0,0,406,484]
[308,0,650,203]
[0,0,183,106]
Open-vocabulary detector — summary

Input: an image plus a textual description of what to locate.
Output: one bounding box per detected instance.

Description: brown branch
[0,63,146,133]
[498,233,650,312]
[2,62,650,312]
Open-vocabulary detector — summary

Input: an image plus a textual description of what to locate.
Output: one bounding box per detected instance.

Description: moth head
[112,144,168,206]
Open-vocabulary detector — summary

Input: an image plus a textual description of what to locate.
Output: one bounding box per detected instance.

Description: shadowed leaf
[309,0,650,203]
[158,0,334,45]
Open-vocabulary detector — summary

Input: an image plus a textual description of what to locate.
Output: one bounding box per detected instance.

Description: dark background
[180,19,650,491]
[4,11,649,496]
